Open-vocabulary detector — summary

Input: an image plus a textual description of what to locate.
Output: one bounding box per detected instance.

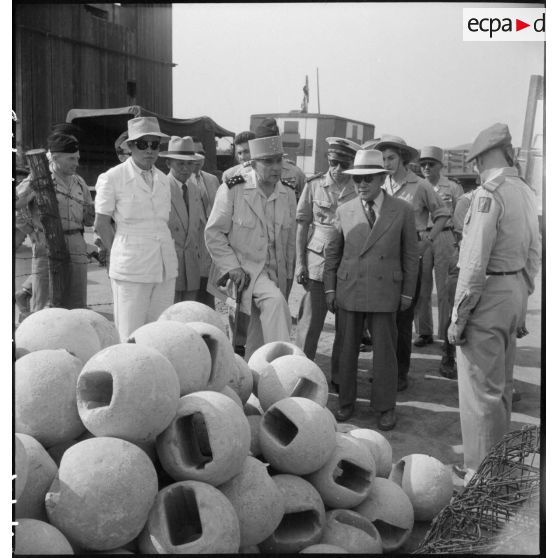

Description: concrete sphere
[185,321,236,392]
[47,430,95,468]
[321,509,383,554]
[138,480,240,554]
[231,354,254,404]
[239,545,260,553]
[219,456,285,546]
[257,355,329,411]
[336,422,359,433]
[354,477,414,552]
[15,433,57,521]
[15,308,101,364]
[158,300,227,334]
[45,437,158,551]
[128,320,211,395]
[259,397,336,475]
[77,344,180,443]
[70,308,120,348]
[348,428,393,478]
[244,393,264,416]
[157,391,250,486]
[247,341,305,390]
[15,432,29,500]
[219,385,244,408]
[389,453,453,521]
[15,518,73,555]
[305,433,375,508]
[259,474,325,553]
[300,543,348,553]
[246,415,263,457]
[16,349,85,448]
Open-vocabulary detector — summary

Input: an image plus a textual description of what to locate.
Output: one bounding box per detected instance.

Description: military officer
[295,136,360,361]
[221,131,256,182]
[448,123,541,478]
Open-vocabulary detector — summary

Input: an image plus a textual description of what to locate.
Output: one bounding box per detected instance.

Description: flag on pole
[301,75,309,113]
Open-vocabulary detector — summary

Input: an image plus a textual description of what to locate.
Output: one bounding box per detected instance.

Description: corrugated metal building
[14,3,173,163]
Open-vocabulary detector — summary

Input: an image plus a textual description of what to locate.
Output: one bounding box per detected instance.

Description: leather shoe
[378,408,396,431]
[397,377,408,392]
[330,381,340,394]
[234,345,246,357]
[413,335,434,347]
[439,357,457,379]
[334,404,354,422]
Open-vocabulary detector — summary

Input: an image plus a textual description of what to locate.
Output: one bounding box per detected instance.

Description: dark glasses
[133,140,161,151]
[353,174,377,184]
[328,159,351,170]
[420,161,438,168]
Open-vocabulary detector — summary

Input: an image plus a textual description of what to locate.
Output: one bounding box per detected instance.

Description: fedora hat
[124,116,169,144]
[343,149,388,175]
[419,146,444,165]
[374,134,419,162]
[159,136,204,161]
[248,135,285,160]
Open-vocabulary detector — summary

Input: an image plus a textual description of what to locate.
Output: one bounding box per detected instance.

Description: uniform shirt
[95,157,178,283]
[452,166,541,324]
[453,190,475,236]
[383,169,450,232]
[260,188,279,284]
[428,175,464,227]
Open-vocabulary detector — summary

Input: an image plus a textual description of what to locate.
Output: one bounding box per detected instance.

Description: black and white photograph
[8,1,549,554]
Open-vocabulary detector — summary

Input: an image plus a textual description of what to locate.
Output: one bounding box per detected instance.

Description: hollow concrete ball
[157,390,250,486]
[158,300,227,334]
[219,385,244,408]
[138,480,240,554]
[320,509,383,554]
[389,453,453,521]
[258,474,325,553]
[305,432,375,508]
[77,344,180,443]
[16,349,85,448]
[45,437,158,551]
[239,545,260,553]
[247,341,305,391]
[15,308,101,364]
[300,543,348,553]
[244,393,264,416]
[47,430,94,467]
[127,320,211,395]
[353,477,414,553]
[336,422,359,434]
[15,433,57,521]
[15,518,74,555]
[219,456,285,546]
[348,428,393,478]
[15,434,29,501]
[231,354,254,404]
[259,397,336,475]
[184,321,236,392]
[246,415,263,457]
[70,308,120,348]
[257,355,329,411]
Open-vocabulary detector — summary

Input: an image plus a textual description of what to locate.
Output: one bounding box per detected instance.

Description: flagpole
[316,67,321,114]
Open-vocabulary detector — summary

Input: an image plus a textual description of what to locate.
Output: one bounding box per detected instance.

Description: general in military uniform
[295,136,360,360]
[205,134,297,359]
[448,123,541,477]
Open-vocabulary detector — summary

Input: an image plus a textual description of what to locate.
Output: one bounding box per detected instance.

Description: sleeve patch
[477,197,492,213]
[281,178,296,189]
[226,175,246,189]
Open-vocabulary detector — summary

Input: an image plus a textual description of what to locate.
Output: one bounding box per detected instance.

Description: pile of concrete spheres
[14,302,453,554]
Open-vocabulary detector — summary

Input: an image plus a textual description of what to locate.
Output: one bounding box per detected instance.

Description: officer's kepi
[326,137,360,162]
[466,123,512,162]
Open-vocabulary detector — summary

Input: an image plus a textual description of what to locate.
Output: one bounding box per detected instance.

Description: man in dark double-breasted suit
[324,149,419,430]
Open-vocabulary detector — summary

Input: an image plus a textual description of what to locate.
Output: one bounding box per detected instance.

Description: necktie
[181,183,189,215]
[367,201,376,228]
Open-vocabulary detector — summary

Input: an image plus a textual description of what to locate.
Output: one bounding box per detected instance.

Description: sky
[171,2,544,149]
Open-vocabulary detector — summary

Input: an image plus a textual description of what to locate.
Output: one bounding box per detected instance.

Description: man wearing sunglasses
[295,136,360,361]
[205,134,297,359]
[95,116,178,341]
[323,149,419,428]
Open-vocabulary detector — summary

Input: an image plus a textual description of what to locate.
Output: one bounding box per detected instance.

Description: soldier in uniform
[448,123,541,479]
[295,136,360,361]
[221,131,256,182]
[205,134,297,359]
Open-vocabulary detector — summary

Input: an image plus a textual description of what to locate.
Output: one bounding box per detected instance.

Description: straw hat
[374,134,419,162]
[343,150,388,175]
[159,136,204,161]
[124,116,169,144]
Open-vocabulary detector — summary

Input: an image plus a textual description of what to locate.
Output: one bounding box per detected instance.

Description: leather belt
[63,229,84,236]
[486,270,522,276]
[425,226,453,232]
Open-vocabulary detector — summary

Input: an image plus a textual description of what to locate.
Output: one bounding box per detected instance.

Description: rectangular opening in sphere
[262,408,299,446]
[333,460,372,494]
[290,378,318,399]
[77,370,113,409]
[200,335,218,387]
[163,485,203,547]
[274,510,321,542]
[176,412,213,469]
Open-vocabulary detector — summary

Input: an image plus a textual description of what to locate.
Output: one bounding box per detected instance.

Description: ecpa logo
[463,8,545,41]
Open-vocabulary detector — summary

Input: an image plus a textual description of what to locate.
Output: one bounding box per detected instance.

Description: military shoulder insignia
[306,171,325,183]
[281,178,296,189]
[226,175,246,188]
[477,197,492,213]
[482,175,505,192]
[242,160,251,168]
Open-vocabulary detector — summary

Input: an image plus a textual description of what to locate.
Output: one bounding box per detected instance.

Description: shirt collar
[130,158,153,175]
[362,189,384,212]
[480,166,518,183]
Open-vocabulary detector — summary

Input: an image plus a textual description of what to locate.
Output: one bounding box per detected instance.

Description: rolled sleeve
[95,172,116,217]
[422,183,451,222]
[296,183,313,223]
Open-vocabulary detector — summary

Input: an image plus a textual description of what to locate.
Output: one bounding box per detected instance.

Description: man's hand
[326,292,337,313]
[296,265,308,285]
[516,324,529,339]
[448,321,466,345]
[399,295,412,312]
[228,267,250,293]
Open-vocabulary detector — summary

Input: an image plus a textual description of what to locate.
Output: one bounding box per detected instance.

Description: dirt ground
[14,229,542,552]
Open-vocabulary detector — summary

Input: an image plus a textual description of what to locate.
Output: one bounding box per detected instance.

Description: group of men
[15,115,541,478]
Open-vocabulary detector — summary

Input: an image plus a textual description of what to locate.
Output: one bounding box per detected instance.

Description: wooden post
[25,149,69,307]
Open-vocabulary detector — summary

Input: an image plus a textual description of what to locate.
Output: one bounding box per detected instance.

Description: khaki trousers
[456,274,525,470]
[295,279,329,360]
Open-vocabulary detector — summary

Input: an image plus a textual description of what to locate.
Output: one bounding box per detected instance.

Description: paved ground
[15,229,542,552]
